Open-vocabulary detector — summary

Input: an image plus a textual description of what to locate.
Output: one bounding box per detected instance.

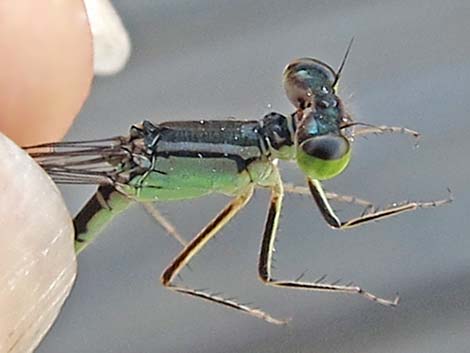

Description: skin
[0,1,93,352]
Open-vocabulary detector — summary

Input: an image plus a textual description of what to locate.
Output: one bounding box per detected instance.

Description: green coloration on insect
[25,39,451,325]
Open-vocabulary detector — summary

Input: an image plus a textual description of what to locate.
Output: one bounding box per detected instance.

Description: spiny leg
[160,186,286,325]
[351,124,420,140]
[258,171,400,306]
[284,182,375,213]
[307,178,452,229]
[142,203,187,246]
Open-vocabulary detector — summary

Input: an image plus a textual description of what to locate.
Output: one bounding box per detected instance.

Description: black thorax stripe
[144,120,268,172]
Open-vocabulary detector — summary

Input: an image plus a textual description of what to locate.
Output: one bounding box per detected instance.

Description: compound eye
[296,134,351,180]
[301,134,349,161]
[283,58,337,108]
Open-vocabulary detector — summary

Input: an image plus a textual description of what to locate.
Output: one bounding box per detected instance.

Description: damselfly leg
[308,179,452,229]
[258,169,399,308]
[142,203,187,246]
[160,186,287,325]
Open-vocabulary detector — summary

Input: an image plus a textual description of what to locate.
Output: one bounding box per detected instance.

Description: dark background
[38,1,470,352]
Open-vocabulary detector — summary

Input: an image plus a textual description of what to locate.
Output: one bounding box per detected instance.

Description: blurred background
[37,1,469,352]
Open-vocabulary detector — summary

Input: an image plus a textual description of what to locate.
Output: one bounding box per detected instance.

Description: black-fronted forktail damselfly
[25,41,451,324]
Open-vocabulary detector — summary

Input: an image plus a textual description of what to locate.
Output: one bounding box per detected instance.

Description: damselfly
[25,41,451,324]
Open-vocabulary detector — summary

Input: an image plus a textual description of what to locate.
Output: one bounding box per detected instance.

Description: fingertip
[0,0,94,145]
[0,133,76,352]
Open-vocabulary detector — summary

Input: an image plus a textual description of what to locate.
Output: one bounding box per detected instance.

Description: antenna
[333,37,354,88]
